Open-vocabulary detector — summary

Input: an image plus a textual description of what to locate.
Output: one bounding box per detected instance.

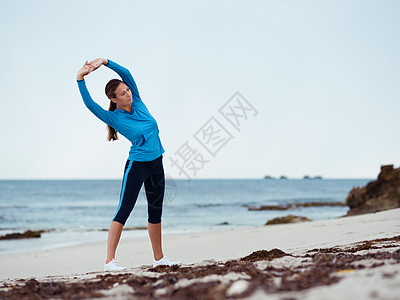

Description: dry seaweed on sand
[240,248,290,262]
[0,236,399,300]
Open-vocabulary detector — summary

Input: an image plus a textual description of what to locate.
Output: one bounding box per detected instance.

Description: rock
[345,165,400,216]
[265,215,312,225]
[0,230,45,240]
[279,176,288,180]
[304,175,323,179]
[264,175,276,179]
[217,222,229,225]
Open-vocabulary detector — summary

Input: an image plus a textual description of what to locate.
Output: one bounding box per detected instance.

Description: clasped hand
[76,58,107,80]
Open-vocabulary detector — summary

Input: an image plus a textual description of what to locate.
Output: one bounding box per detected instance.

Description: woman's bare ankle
[105,257,114,264]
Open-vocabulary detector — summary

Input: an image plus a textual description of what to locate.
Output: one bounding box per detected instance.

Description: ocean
[0,178,371,254]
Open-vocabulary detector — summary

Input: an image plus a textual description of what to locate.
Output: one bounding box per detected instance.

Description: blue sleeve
[105,59,142,101]
[77,79,117,127]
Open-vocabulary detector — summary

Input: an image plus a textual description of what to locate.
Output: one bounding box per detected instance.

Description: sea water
[0,179,371,254]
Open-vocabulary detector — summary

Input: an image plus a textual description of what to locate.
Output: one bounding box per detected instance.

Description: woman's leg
[106,221,123,264]
[106,160,144,263]
[147,222,163,261]
[144,158,165,260]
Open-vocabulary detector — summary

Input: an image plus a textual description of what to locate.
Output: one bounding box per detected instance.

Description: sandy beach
[1,208,399,299]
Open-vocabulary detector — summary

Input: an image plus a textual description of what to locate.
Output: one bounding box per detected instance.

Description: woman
[76,58,181,271]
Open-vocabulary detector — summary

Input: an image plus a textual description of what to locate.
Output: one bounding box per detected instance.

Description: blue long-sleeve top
[77,59,165,162]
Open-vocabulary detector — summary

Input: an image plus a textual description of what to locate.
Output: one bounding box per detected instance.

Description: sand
[0,208,399,299]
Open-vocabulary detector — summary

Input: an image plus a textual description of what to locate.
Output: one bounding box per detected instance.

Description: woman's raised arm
[95,59,141,101]
[86,58,141,101]
[76,61,117,127]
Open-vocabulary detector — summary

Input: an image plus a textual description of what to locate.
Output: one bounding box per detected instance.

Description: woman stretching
[76,58,181,271]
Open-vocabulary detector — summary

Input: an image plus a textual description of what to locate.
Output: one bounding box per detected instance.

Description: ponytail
[105,79,123,142]
[107,101,118,141]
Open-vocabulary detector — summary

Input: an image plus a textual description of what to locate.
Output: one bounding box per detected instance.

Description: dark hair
[105,79,123,141]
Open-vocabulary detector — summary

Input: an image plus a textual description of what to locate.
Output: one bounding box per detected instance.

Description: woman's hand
[76,61,94,81]
[88,58,108,72]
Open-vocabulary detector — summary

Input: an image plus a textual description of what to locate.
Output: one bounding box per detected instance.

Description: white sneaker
[153,256,182,268]
[104,259,127,271]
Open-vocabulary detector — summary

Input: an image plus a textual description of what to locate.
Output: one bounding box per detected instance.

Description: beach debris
[0,230,45,240]
[240,249,290,262]
[306,236,400,254]
[346,164,400,216]
[265,215,312,225]
[337,269,355,274]
[247,202,346,211]
[0,236,399,299]
[123,226,148,230]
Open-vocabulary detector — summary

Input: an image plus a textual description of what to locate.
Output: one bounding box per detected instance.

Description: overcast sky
[0,0,399,180]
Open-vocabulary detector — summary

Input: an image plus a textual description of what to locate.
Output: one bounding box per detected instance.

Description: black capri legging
[113,154,165,225]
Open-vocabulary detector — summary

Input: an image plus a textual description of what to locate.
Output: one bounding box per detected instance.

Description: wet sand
[0,208,399,299]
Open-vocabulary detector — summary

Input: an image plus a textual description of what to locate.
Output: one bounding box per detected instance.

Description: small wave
[246,201,347,211]
[0,205,29,209]
[195,204,224,208]
[69,226,148,232]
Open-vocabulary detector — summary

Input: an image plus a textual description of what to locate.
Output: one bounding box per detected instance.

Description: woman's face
[112,82,132,107]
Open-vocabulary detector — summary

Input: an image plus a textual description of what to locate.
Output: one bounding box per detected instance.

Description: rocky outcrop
[265,215,312,225]
[346,165,400,216]
[0,230,45,240]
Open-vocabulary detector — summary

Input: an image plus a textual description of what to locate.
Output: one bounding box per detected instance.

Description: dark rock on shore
[247,202,346,211]
[265,215,312,225]
[218,222,229,225]
[346,164,400,216]
[0,230,45,240]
